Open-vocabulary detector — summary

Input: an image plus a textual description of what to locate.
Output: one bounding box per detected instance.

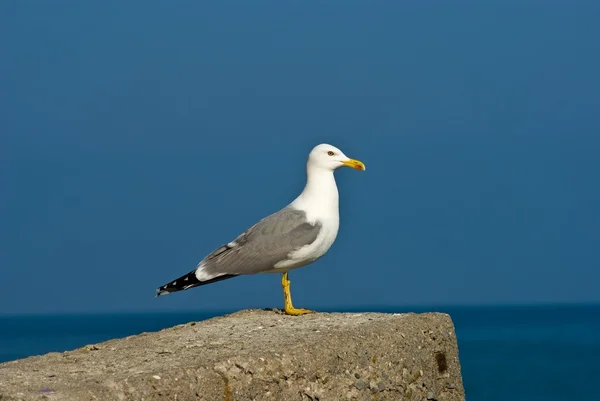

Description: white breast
[274,214,339,271]
[271,162,341,272]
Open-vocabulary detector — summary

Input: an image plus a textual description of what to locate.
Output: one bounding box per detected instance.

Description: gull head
[307,144,366,172]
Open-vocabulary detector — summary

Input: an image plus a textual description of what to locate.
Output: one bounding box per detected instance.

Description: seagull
[156,143,366,315]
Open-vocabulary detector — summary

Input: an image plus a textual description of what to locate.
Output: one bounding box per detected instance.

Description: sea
[1,304,599,401]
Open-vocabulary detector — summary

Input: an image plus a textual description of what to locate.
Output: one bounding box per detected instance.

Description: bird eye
[327,151,335,156]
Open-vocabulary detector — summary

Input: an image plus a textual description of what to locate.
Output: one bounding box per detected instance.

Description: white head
[307,144,366,172]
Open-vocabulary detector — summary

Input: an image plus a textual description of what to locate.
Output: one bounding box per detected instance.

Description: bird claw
[284,307,314,316]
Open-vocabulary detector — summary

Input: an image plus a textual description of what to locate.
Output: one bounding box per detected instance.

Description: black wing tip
[155,272,239,299]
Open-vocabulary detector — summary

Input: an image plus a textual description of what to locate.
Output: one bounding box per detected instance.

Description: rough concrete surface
[0,310,465,401]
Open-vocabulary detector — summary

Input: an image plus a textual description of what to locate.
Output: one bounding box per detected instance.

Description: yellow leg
[281,272,313,316]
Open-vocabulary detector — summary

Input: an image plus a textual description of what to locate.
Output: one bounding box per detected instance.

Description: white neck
[290,163,339,220]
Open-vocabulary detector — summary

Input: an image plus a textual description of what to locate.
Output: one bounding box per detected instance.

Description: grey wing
[198,207,321,277]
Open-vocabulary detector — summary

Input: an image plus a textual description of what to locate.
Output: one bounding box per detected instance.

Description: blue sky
[1,1,599,315]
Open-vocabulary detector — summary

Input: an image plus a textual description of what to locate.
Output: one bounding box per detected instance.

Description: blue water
[1,304,599,401]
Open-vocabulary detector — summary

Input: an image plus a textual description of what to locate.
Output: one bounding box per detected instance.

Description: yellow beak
[342,158,366,171]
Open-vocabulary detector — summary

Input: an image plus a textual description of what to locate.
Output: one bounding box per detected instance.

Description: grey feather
[198,207,321,277]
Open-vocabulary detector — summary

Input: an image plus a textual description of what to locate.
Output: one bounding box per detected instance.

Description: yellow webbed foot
[281,272,315,316]
[284,306,314,316]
